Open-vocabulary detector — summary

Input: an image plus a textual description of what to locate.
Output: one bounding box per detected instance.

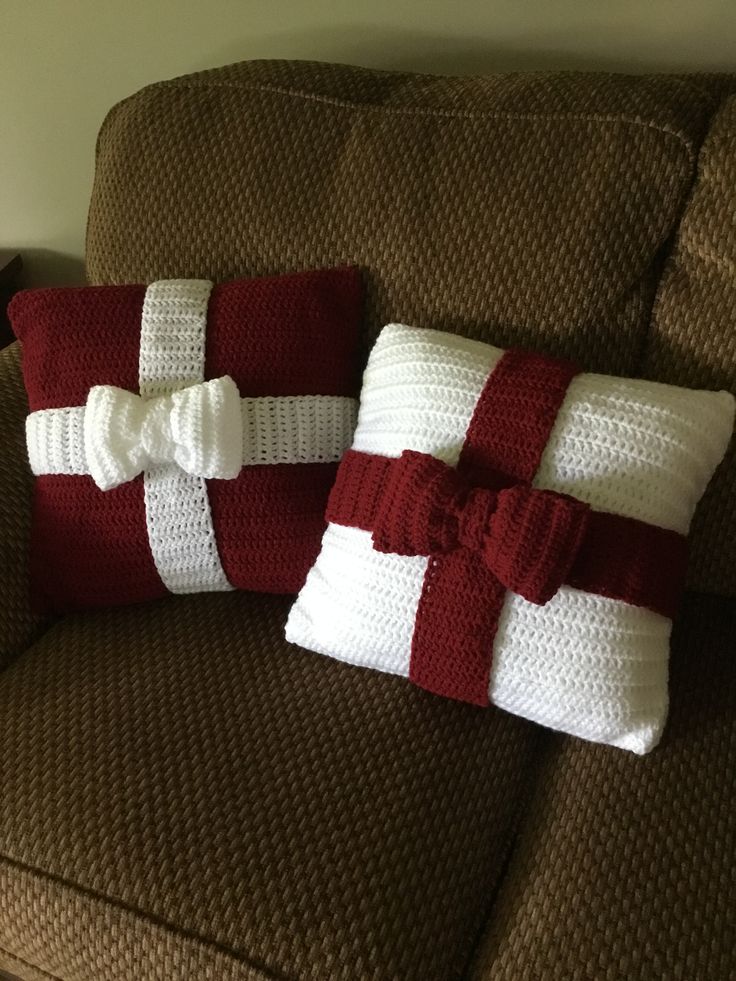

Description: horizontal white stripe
[240,395,357,466]
[26,406,87,476]
[26,395,357,476]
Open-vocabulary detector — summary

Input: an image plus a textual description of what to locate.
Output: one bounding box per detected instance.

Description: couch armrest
[0,342,46,669]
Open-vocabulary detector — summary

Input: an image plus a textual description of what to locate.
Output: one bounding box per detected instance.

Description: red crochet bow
[371,450,590,606]
[325,349,687,706]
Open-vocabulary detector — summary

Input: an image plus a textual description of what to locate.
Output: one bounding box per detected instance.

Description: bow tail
[410,546,506,706]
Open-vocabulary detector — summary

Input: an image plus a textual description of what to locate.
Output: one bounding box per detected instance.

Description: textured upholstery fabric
[646,95,736,595]
[2,593,733,980]
[1,63,735,980]
[467,592,736,981]
[87,63,710,374]
[0,591,539,981]
[0,343,47,671]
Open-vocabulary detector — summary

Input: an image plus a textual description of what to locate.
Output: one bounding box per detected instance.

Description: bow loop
[371,450,590,606]
[372,450,467,556]
[84,376,243,491]
[483,484,590,605]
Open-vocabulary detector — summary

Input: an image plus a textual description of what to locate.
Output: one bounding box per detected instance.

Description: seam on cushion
[0,944,64,981]
[679,238,736,275]
[1,615,60,679]
[459,725,555,980]
[0,853,289,981]
[130,78,697,164]
[638,90,729,380]
[93,93,140,160]
[86,92,144,276]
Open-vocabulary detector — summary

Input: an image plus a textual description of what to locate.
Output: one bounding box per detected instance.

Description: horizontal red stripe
[327,449,687,620]
[567,509,686,620]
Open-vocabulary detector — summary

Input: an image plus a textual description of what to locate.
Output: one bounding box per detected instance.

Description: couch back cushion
[645,95,736,595]
[88,63,710,367]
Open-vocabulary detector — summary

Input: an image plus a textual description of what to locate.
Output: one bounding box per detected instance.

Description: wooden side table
[0,251,23,348]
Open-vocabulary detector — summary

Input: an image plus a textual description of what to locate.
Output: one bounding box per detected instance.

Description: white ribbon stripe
[27,388,357,488]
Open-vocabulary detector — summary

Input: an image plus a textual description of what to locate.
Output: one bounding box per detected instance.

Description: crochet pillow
[286,323,735,753]
[10,267,362,613]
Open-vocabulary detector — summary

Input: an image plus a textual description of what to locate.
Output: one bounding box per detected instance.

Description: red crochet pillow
[10,268,362,613]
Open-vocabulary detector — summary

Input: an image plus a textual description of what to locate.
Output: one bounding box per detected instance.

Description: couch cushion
[646,95,736,596]
[86,63,728,591]
[87,63,711,377]
[467,592,736,981]
[0,590,540,981]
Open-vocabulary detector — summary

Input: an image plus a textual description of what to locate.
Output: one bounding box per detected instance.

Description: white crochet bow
[84,375,243,491]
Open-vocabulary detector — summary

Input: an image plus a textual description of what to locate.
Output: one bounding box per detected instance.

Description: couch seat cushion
[467,592,736,981]
[0,591,538,981]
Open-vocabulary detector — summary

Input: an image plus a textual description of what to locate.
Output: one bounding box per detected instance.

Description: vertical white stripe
[139,279,234,594]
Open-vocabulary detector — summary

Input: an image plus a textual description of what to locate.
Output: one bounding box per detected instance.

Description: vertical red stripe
[409,350,580,705]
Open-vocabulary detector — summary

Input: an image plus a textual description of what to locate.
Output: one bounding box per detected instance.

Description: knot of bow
[371,450,591,606]
[84,376,243,491]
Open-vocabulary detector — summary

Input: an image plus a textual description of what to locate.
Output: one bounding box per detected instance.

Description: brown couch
[1,61,734,981]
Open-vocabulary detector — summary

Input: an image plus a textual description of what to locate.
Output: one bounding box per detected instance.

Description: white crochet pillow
[286,323,735,754]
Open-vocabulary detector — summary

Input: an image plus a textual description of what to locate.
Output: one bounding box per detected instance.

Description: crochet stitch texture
[287,323,735,753]
[11,267,363,611]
